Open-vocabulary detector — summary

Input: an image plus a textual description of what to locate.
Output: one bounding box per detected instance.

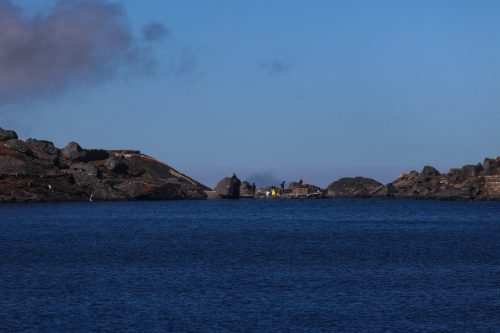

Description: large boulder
[0,128,18,142]
[25,139,60,166]
[215,174,241,199]
[480,157,500,176]
[326,177,382,198]
[62,142,86,161]
[421,165,440,180]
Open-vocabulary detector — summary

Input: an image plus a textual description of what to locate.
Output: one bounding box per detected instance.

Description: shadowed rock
[105,156,128,173]
[326,177,382,198]
[4,139,32,156]
[239,181,254,198]
[62,142,86,161]
[216,174,241,199]
[0,128,18,142]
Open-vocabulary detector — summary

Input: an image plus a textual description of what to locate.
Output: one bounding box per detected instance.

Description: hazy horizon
[2,0,500,188]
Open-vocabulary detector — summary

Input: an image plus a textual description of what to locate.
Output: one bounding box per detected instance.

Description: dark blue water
[0,199,499,332]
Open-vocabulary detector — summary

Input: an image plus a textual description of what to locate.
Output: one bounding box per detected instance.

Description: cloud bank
[0,0,167,106]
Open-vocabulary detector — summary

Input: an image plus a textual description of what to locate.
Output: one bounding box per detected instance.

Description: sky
[1,0,500,188]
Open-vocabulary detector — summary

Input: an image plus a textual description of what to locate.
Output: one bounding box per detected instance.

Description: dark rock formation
[239,181,254,198]
[62,141,85,161]
[326,177,382,198]
[421,165,440,180]
[370,161,500,200]
[5,139,33,156]
[215,174,241,199]
[0,129,209,203]
[0,128,18,142]
[105,156,128,173]
[370,183,397,198]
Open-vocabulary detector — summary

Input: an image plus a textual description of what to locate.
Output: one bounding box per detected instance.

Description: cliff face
[371,159,500,200]
[0,128,208,203]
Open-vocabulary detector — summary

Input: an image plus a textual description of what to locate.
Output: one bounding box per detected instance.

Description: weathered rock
[0,155,28,175]
[105,156,128,173]
[124,155,146,176]
[449,164,483,183]
[62,142,86,161]
[326,177,382,198]
[4,139,33,156]
[215,174,241,199]
[25,139,60,166]
[370,183,397,198]
[0,128,18,142]
[90,185,128,201]
[480,158,500,176]
[421,166,440,180]
[239,181,254,197]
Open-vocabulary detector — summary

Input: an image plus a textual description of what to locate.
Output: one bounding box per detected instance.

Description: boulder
[421,165,440,180]
[4,139,33,156]
[480,158,500,176]
[25,139,60,165]
[326,177,382,198]
[105,156,128,173]
[0,128,18,142]
[215,174,241,199]
[239,181,254,197]
[62,142,86,161]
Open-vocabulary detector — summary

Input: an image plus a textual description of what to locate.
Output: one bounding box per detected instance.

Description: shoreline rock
[2,127,500,202]
[215,174,241,199]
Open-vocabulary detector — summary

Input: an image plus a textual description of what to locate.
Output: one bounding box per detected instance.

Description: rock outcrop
[370,159,500,200]
[0,129,209,203]
[215,174,241,199]
[0,127,18,142]
[326,177,382,198]
[239,181,254,198]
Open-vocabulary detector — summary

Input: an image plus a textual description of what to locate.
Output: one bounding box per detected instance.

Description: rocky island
[0,128,209,202]
[1,127,500,202]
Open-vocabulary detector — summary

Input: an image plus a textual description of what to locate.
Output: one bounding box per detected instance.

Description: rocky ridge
[0,128,209,202]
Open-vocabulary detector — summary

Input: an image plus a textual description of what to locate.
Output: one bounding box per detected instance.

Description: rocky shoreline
[1,127,500,202]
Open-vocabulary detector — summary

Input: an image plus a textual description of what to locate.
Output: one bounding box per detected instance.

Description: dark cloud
[245,172,281,188]
[142,22,168,42]
[0,0,165,106]
[257,58,293,76]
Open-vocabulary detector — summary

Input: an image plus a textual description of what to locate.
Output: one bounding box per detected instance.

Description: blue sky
[2,0,500,187]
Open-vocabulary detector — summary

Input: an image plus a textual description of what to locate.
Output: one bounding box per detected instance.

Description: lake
[0,199,499,332]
